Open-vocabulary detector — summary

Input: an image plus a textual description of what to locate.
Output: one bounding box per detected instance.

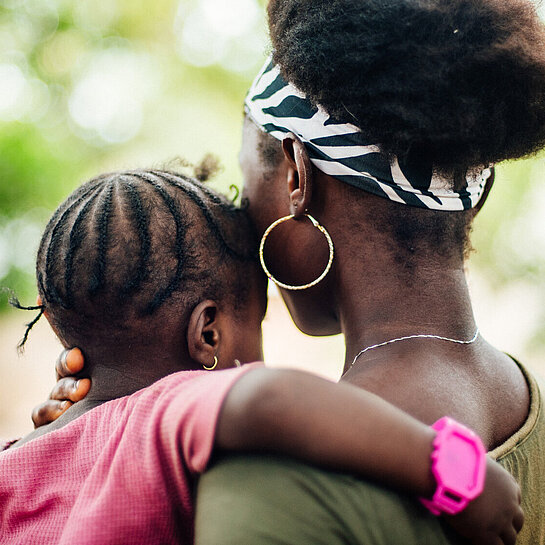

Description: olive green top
[489,362,545,545]
[195,362,544,545]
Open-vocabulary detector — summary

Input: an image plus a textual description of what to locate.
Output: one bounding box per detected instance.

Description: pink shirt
[0,366,254,544]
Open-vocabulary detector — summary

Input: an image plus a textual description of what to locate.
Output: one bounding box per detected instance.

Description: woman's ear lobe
[282,134,313,218]
[187,300,220,365]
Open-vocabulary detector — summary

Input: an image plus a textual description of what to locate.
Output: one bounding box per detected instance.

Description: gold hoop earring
[259,214,334,291]
[203,356,218,371]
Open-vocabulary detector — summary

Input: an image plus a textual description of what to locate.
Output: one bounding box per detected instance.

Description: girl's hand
[31,348,90,428]
[444,457,523,545]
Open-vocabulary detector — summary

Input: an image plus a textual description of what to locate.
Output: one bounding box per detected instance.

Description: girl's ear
[282,134,313,218]
[187,300,220,368]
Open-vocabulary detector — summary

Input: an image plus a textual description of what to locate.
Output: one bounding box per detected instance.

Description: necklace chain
[350,328,480,368]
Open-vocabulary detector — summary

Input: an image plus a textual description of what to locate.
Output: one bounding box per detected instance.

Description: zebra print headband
[244,57,492,211]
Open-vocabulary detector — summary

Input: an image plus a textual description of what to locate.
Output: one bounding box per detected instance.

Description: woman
[192,0,545,543]
[36,0,545,543]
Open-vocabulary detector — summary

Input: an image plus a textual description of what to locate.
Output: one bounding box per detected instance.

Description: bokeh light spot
[68,48,158,144]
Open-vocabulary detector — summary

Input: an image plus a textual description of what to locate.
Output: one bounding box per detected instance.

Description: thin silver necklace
[350,328,480,368]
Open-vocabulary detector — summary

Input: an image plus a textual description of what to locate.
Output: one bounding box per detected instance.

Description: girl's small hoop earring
[203,356,218,371]
[259,214,334,291]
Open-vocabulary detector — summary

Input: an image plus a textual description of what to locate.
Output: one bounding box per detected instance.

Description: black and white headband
[245,57,492,211]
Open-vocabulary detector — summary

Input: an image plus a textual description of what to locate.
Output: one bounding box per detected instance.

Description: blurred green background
[1,0,544,346]
[0,0,544,436]
[0,0,272,304]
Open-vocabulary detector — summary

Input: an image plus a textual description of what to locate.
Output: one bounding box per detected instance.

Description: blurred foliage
[0,0,543,354]
[0,0,268,304]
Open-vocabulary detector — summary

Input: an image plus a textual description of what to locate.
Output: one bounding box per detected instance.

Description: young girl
[1,170,521,544]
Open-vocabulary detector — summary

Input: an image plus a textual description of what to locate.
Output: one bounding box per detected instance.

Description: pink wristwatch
[420,416,487,516]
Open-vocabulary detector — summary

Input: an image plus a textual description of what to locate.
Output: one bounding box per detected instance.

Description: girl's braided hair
[21,169,258,350]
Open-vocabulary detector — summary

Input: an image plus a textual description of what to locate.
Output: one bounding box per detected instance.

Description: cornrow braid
[185,173,225,206]
[129,171,191,315]
[119,179,150,297]
[35,174,111,273]
[88,183,115,295]
[153,171,253,262]
[64,190,102,308]
[43,182,105,306]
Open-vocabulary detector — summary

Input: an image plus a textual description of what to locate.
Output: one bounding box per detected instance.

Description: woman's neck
[333,249,477,375]
[331,255,530,447]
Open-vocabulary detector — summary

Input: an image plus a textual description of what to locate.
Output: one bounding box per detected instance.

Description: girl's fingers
[31,374,90,428]
[49,377,91,402]
[55,348,84,380]
[500,526,518,545]
[513,507,524,533]
[482,535,503,545]
[32,400,72,428]
[55,349,70,380]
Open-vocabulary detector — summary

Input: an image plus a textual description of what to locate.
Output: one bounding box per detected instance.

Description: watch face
[426,417,487,515]
[437,429,482,492]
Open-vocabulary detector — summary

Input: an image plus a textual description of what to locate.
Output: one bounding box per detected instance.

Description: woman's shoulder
[490,362,545,545]
[490,360,544,461]
[196,454,462,545]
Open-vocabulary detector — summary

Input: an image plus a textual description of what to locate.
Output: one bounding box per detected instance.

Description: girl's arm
[217,367,523,545]
[217,367,435,496]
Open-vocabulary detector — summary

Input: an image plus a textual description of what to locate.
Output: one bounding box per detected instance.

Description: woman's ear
[282,134,313,218]
[186,300,220,368]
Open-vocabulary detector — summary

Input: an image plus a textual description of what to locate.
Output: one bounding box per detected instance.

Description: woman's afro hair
[268,0,545,171]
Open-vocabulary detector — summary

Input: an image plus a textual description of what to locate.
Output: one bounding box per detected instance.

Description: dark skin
[24,265,522,545]
[18,288,267,447]
[16,277,449,501]
[240,119,529,450]
[238,119,528,544]
[31,285,266,424]
[33,122,526,543]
